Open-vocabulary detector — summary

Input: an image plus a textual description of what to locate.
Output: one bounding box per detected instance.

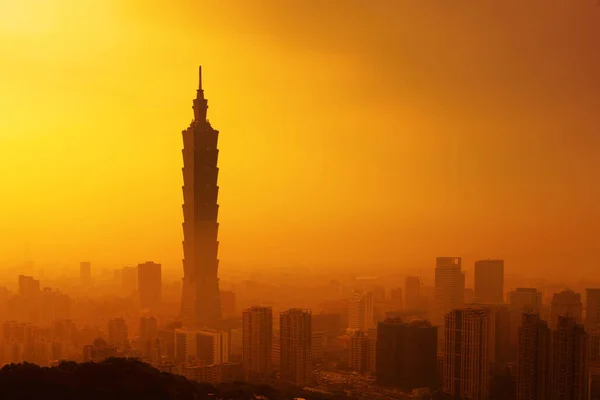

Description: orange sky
[1,0,599,277]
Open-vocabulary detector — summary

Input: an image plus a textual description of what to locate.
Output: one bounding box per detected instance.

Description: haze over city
[1,1,600,399]
[2,0,599,279]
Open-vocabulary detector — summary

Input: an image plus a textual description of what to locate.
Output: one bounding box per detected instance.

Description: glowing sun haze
[1,0,599,277]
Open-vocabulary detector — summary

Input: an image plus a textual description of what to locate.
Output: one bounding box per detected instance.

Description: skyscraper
[517,313,551,400]
[243,306,273,382]
[376,318,437,390]
[474,259,504,304]
[108,318,129,348]
[348,290,374,331]
[280,309,312,387]
[586,288,600,330]
[180,66,222,328]
[509,288,543,313]
[551,289,583,329]
[551,316,588,400]
[349,330,376,374]
[138,262,161,309]
[434,257,465,326]
[443,306,493,400]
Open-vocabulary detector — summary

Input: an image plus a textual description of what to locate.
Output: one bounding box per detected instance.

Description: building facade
[376,318,437,391]
[443,307,493,400]
[551,290,583,329]
[434,257,465,327]
[242,306,272,382]
[180,66,223,328]
[348,290,374,331]
[517,313,551,400]
[280,309,311,387]
[551,316,588,400]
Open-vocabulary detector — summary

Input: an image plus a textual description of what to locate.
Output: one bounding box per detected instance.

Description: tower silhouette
[180,66,222,328]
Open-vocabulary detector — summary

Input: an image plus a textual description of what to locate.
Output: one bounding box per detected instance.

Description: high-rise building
[140,316,159,360]
[516,313,551,400]
[474,259,504,304]
[404,276,421,311]
[490,304,513,366]
[434,257,465,327]
[173,328,229,365]
[311,330,325,364]
[180,66,223,328]
[390,288,403,312]
[348,290,374,331]
[121,267,137,295]
[137,262,162,309]
[243,306,273,382]
[509,288,543,313]
[108,318,129,348]
[551,289,583,329]
[80,262,91,285]
[551,316,588,400]
[376,318,437,390]
[196,329,229,365]
[586,288,600,330]
[443,307,493,400]
[508,288,544,360]
[589,327,600,364]
[280,309,311,387]
[349,330,376,374]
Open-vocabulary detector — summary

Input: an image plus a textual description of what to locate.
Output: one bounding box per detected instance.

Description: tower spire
[198,65,203,90]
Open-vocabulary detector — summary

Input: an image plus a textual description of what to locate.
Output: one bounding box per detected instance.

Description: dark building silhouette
[349,329,376,374]
[280,309,311,387]
[138,262,162,309]
[517,313,551,400]
[376,318,437,391]
[242,306,272,382]
[140,316,159,360]
[443,307,492,399]
[550,289,583,329]
[491,305,513,367]
[551,315,588,400]
[180,66,222,328]
[586,288,600,330]
[474,259,504,304]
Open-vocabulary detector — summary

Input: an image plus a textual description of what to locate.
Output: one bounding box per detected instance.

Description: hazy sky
[1,0,599,277]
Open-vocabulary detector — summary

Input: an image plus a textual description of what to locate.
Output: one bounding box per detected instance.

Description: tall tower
[434,257,465,326]
[280,309,312,387]
[243,306,273,382]
[551,315,588,400]
[443,306,493,399]
[517,313,551,400]
[181,66,222,328]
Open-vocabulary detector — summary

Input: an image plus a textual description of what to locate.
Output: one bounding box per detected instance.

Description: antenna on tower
[198,65,203,90]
